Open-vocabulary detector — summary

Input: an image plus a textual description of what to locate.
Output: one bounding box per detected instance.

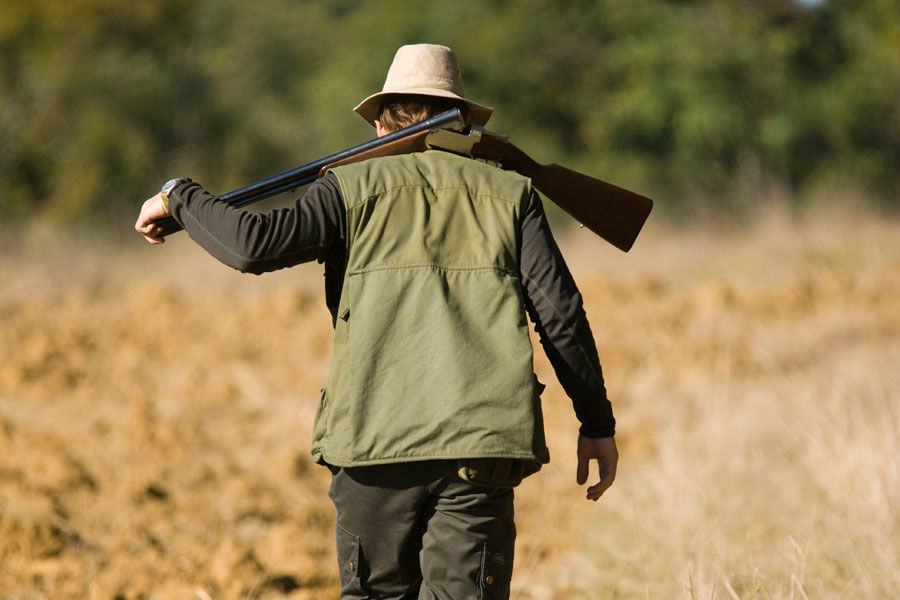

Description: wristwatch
[159,177,188,213]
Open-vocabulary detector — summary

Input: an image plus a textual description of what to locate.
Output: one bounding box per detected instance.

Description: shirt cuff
[579,421,616,438]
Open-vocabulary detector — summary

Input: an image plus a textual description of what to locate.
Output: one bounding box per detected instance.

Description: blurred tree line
[1,0,898,226]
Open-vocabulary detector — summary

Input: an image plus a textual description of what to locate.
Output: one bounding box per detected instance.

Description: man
[136,43,617,599]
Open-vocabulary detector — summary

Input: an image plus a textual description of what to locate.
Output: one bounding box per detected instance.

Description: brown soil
[2,209,898,598]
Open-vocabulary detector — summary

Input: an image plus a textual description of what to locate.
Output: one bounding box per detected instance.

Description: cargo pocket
[478,539,514,599]
[336,523,364,595]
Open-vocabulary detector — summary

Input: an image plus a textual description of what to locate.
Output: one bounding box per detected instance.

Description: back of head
[376,94,471,133]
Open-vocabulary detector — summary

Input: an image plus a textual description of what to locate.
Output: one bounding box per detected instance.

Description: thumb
[576,450,589,485]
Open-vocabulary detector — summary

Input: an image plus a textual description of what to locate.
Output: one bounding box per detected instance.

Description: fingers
[134,195,168,244]
[585,462,616,501]
[134,217,165,244]
[586,478,613,501]
[143,233,165,245]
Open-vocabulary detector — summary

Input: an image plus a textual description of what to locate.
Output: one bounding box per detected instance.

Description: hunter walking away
[137,43,642,599]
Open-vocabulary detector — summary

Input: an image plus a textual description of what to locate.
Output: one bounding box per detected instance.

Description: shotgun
[156,108,653,251]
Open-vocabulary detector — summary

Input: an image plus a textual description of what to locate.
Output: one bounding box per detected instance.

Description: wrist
[159,177,189,216]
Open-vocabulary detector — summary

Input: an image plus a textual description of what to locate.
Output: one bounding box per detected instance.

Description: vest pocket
[479,539,514,599]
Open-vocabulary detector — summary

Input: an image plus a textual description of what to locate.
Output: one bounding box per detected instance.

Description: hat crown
[353,43,493,127]
[382,44,465,96]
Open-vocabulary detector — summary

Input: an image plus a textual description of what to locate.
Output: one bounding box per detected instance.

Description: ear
[374,120,388,138]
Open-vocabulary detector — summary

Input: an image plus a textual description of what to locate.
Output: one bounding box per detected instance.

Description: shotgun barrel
[156,108,466,237]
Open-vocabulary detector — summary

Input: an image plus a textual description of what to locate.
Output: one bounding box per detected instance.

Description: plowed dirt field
[2,209,898,598]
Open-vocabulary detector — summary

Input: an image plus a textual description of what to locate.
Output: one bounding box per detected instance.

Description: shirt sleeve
[166,173,346,274]
[519,189,615,438]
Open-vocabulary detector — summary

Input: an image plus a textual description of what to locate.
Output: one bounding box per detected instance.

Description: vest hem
[314,448,549,469]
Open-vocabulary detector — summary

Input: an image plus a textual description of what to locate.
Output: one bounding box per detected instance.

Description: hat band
[386,75,461,95]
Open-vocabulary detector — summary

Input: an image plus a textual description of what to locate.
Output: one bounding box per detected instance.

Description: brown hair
[376,95,471,132]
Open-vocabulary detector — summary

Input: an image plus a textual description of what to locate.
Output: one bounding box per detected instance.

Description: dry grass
[1,206,898,598]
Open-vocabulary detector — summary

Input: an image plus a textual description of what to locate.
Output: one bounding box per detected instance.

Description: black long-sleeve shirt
[168,172,614,437]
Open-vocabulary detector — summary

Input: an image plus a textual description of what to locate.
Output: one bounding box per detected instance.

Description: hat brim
[354,87,493,127]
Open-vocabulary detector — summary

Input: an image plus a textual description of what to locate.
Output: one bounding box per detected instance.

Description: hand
[134,193,170,244]
[576,434,618,501]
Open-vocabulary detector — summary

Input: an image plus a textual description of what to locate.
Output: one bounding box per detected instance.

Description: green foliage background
[1,0,898,226]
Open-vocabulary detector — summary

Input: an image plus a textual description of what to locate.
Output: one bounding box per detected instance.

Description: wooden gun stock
[470,132,653,252]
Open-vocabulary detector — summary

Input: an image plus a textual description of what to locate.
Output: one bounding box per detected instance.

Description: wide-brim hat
[354,44,493,127]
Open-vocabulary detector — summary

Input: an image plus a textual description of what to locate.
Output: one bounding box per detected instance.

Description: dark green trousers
[328,461,516,599]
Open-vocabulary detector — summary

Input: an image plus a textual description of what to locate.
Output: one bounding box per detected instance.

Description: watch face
[161,178,179,194]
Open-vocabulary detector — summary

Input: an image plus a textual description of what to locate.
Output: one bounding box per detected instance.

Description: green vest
[310,150,549,468]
